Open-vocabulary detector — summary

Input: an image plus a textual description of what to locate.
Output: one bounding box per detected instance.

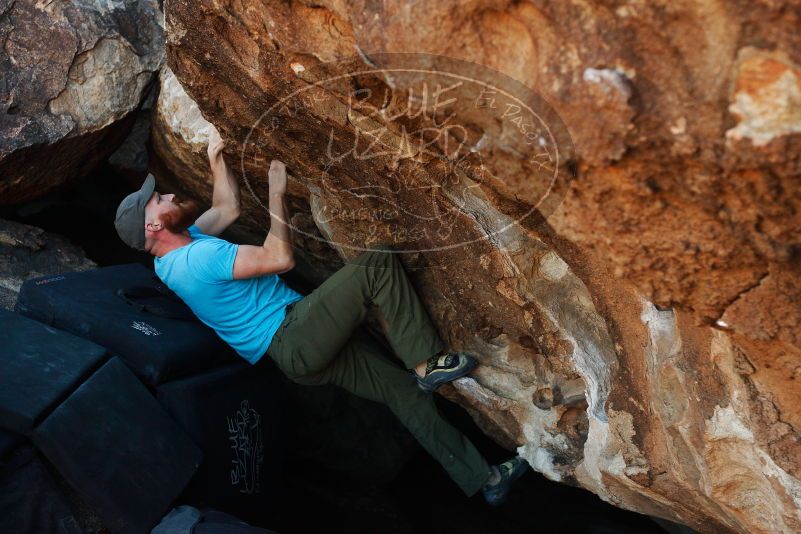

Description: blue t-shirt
[153,225,303,364]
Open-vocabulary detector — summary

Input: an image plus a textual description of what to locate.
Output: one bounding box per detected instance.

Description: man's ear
[145,220,163,233]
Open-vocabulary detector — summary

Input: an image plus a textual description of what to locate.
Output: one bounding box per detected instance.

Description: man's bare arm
[194,125,242,236]
[233,160,295,279]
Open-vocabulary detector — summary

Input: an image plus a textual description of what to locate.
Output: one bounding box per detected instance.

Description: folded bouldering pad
[152,505,276,534]
[0,431,82,534]
[0,309,108,435]
[16,263,236,385]
[33,357,203,534]
[156,363,287,521]
[0,429,23,463]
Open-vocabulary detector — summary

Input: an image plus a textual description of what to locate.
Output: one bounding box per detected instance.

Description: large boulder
[0,0,164,205]
[162,0,801,531]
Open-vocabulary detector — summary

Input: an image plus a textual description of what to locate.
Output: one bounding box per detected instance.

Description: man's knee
[286,365,326,385]
[354,243,398,267]
[273,349,327,383]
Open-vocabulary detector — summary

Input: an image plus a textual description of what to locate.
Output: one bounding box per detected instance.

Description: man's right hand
[232,158,294,280]
[207,124,224,159]
[268,159,287,196]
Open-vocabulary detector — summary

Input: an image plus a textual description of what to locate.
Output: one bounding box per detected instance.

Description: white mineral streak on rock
[539,251,568,281]
[518,410,571,482]
[443,168,616,424]
[577,409,652,500]
[726,50,801,147]
[519,418,564,482]
[533,274,616,425]
[575,417,614,493]
[703,332,801,531]
[582,68,632,99]
[577,300,681,503]
[470,132,490,153]
[452,375,525,422]
[727,68,801,146]
[453,374,564,481]
[463,340,566,480]
[157,67,212,146]
[531,268,617,427]
[707,404,754,441]
[705,404,801,528]
[642,301,694,451]
[670,116,687,135]
[756,449,801,514]
[437,166,620,482]
[559,327,612,424]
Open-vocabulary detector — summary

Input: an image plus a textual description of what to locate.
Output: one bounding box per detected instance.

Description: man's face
[144,191,199,233]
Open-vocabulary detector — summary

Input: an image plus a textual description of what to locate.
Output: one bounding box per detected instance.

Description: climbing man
[113,124,528,505]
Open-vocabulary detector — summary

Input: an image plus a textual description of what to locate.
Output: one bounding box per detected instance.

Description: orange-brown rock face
[161,0,801,531]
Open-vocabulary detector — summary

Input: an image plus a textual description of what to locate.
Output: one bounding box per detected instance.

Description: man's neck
[150,229,193,258]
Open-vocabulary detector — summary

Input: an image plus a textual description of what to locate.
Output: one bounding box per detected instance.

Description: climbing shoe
[482,456,530,507]
[416,351,477,393]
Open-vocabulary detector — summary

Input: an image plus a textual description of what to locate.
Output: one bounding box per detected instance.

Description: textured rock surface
[151,66,213,190]
[0,219,95,310]
[161,0,801,531]
[108,87,158,179]
[0,0,164,204]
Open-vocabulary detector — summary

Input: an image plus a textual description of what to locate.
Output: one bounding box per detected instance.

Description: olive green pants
[263,245,492,496]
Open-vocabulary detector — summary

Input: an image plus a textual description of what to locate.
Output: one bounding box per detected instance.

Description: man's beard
[163,199,200,232]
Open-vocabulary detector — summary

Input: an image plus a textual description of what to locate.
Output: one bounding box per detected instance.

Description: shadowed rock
[0,0,165,205]
[0,218,95,310]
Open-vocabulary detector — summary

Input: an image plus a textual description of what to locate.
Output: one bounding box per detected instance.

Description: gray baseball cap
[115,174,156,251]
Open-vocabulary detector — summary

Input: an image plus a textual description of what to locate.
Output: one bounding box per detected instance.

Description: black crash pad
[0,429,23,462]
[15,263,236,385]
[0,309,108,435]
[33,357,203,534]
[156,363,287,521]
[0,434,82,534]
